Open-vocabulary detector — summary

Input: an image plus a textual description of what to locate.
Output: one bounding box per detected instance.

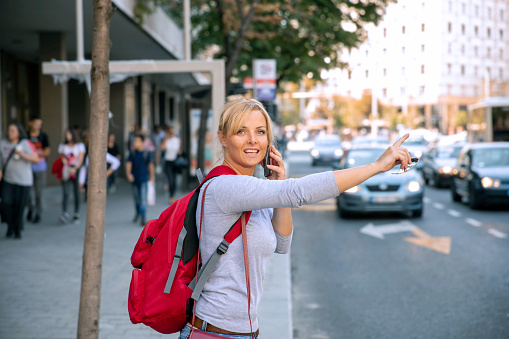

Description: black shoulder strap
[2,140,22,173]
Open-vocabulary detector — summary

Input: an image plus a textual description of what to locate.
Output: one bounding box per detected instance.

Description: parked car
[310,135,343,166]
[335,146,424,218]
[421,144,464,187]
[450,142,509,209]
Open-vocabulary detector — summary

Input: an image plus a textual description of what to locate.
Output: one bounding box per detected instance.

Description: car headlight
[334,149,344,157]
[406,180,421,192]
[311,149,319,157]
[481,177,501,188]
[439,166,452,174]
[414,150,423,158]
[345,185,361,194]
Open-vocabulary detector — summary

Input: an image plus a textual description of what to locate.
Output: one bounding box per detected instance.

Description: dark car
[401,136,428,170]
[310,135,343,166]
[450,142,509,209]
[421,144,464,187]
[336,146,424,218]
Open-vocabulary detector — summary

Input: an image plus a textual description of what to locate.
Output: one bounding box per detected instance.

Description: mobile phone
[263,146,272,177]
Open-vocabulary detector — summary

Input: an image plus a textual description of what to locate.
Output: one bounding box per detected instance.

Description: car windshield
[351,136,389,145]
[472,148,509,168]
[345,149,385,168]
[436,146,462,159]
[404,138,426,146]
[315,138,341,147]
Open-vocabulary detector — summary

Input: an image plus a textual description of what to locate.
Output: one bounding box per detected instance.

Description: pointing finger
[393,133,409,147]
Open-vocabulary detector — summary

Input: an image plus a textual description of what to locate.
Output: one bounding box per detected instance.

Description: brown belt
[190,317,260,337]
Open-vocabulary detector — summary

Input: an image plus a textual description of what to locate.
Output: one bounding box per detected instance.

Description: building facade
[323,0,509,134]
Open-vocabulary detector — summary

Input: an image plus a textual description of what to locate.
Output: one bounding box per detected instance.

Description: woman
[0,123,39,239]
[58,128,85,224]
[160,126,181,204]
[179,98,411,338]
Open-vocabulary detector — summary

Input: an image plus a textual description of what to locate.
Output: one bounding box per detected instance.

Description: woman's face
[8,125,19,142]
[66,130,73,142]
[219,109,269,174]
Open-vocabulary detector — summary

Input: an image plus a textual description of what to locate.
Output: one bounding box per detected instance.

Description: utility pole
[77,0,114,338]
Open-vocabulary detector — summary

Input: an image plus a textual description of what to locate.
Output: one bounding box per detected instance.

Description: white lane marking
[423,197,431,204]
[447,209,461,217]
[466,218,482,227]
[488,229,507,239]
[433,202,444,209]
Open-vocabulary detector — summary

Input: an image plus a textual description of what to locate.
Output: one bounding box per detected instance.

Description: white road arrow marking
[433,202,444,209]
[360,221,416,239]
[447,209,461,217]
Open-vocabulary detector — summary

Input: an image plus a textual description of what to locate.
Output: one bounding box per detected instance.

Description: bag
[147,181,156,206]
[128,165,251,334]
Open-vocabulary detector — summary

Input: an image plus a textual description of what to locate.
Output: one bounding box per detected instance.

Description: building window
[448,64,452,75]
[348,70,352,79]
[474,26,478,36]
[448,22,452,33]
[501,10,504,20]
[402,26,406,34]
[487,28,491,38]
[500,49,504,59]
[488,7,492,19]
[474,66,478,76]
[474,46,478,57]
[384,28,387,37]
[448,43,452,54]
[365,70,369,78]
[402,67,406,76]
[461,45,465,55]
[461,24,465,35]
[500,29,503,39]
[461,65,465,75]
[487,67,491,77]
[382,88,387,97]
[462,3,466,14]
[421,44,425,52]
[366,50,369,58]
[487,47,491,57]
[419,86,425,95]
[383,48,387,55]
[421,65,425,74]
[449,1,452,12]
[421,23,425,32]
[383,68,387,77]
[402,46,405,54]
[500,68,503,79]
[475,5,479,16]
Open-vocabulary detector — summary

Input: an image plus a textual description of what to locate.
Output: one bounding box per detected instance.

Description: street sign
[253,59,276,101]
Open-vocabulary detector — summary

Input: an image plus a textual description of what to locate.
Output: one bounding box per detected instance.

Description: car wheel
[412,209,423,218]
[468,184,480,209]
[451,182,461,202]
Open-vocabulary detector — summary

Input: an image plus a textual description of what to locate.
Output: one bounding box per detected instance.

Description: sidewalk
[0,178,292,339]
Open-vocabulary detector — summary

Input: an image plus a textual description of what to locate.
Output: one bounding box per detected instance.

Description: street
[289,150,509,339]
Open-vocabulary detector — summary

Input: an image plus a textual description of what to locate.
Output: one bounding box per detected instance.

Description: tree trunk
[77,1,114,338]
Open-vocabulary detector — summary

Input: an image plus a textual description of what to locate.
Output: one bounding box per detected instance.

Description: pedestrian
[107,133,121,193]
[26,116,51,223]
[78,151,121,194]
[160,126,181,204]
[126,133,155,226]
[57,128,86,224]
[178,98,412,338]
[0,123,39,239]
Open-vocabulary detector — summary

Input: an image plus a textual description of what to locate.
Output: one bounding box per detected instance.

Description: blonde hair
[218,98,273,146]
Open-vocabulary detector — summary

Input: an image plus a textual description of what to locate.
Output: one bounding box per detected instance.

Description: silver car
[310,135,343,166]
[336,147,424,218]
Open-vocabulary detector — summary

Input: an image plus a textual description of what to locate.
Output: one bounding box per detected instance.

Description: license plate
[371,196,399,203]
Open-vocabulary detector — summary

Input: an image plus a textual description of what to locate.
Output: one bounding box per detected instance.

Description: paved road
[288,151,509,339]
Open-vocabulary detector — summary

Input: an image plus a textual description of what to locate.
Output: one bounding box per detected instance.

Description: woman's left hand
[266,145,285,181]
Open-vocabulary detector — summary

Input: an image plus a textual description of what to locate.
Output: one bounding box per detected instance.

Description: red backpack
[128,165,251,334]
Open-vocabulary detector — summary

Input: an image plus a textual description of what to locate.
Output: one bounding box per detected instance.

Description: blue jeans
[131,181,147,219]
[179,323,258,339]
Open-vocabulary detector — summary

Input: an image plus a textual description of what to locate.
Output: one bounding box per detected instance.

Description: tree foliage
[137,0,393,89]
